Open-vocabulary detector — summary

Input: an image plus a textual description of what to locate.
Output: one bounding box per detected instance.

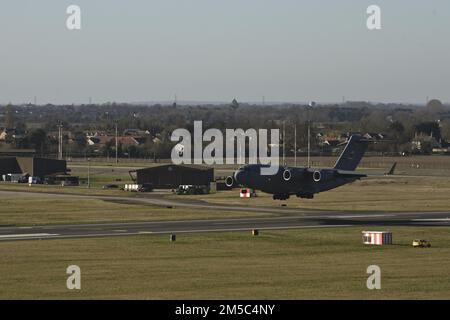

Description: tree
[4,105,14,128]
[441,119,450,141]
[27,129,48,155]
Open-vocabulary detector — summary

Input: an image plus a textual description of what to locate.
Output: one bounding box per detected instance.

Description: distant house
[432,147,450,154]
[322,139,341,147]
[0,129,8,141]
[86,135,143,147]
[152,136,162,144]
[318,134,344,147]
[0,128,23,141]
[432,140,450,154]
[363,133,388,141]
[411,133,441,151]
[86,136,103,146]
[123,129,149,136]
[118,136,143,146]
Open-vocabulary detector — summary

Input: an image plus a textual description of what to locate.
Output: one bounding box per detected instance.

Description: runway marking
[0,225,354,241]
[140,224,354,234]
[0,233,59,239]
[113,229,128,232]
[327,214,396,219]
[411,218,449,222]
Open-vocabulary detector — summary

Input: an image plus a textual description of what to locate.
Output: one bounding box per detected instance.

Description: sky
[0,0,449,105]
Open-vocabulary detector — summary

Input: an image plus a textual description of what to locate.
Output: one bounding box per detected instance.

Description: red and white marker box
[362,231,393,245]
[240,188,257,198]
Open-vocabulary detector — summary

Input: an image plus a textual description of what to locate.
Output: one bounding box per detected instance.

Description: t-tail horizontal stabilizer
[385,162,397,175]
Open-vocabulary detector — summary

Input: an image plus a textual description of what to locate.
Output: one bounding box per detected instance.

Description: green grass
[0,227,448,299]
[0,182,133,197]
[1,175,450,227]
[69,166,134,188]
[0,196,270,226]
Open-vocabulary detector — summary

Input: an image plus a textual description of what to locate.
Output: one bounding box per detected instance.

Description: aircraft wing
[335,170,367,179]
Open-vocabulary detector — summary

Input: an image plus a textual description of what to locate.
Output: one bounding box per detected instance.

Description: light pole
[58,123,63,160]
[294,123,297,167]
[87,157,91,189]
[282,121,286,166]
[115,123,118,164]
[307,101,316,168]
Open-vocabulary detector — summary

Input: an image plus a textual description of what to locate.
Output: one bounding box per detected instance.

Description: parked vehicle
[412,239,431,248]
[176,185,209,195]
[102,184,119,189]
[28,176,42,184]
[138,183,154,192]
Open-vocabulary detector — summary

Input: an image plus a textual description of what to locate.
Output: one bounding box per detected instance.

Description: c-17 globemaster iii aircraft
[226,134,370,200]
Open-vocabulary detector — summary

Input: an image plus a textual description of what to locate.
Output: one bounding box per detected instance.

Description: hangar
[130,164,214,189]
[0,157,68,178]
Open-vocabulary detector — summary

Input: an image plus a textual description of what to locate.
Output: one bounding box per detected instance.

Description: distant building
[363,133,388,141]
[123,129,149,136]
[86,135,144,147]
[412,133,441,151]
[322,139,341,147]
[0,157,67,178]
[0,128,24,141]
[130,164,214,189]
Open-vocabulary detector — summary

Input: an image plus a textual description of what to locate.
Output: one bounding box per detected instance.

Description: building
[0,157,67,178]
[86,135,144,147]
[411,134,441,152]
[130,164,214,189]
[362,231,393,246]
[0,144,36,157]
[0,128,25,142]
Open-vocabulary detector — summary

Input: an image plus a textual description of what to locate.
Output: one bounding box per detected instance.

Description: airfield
[0,157,449,299]
[0,190,449,241]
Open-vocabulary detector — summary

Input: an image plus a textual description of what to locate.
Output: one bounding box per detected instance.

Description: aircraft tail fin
[333,135,369,171]
[386,162,397,175]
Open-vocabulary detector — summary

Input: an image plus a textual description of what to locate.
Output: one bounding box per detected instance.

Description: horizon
[0,99,445,107]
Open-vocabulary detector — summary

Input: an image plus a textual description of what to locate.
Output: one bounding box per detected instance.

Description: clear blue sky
[0,0,449,104]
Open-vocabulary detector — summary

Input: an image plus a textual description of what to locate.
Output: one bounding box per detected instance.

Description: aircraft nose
[234,170,245,186]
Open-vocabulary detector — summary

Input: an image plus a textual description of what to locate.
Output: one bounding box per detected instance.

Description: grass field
[0,182,133,197]
[0,227,449,299]
[0,163,449,300]
[1,175,450,227]
[0,195,269,226]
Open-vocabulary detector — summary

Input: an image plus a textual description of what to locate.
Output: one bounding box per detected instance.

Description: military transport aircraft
[225,134,371,200]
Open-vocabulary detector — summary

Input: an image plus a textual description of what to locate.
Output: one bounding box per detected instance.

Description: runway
[0,207,448,241]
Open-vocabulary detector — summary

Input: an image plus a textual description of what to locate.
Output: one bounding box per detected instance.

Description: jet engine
[312,169,336,182]
[313,170,322,182]
[225,176,234,187]
[282,169,292,181]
